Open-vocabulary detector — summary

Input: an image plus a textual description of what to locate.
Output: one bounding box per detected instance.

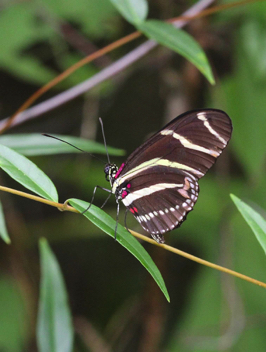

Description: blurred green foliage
[0,276,28,352]
[1,0,266,351]
[0,0,117,85]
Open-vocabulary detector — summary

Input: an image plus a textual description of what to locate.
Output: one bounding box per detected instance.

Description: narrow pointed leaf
[138,20,215,84]
[0,144,58,202]
[0,200,10,244]
[0,134,125,156]
[69,198,170,302]
[110,0,148,24]
[231,194,266,255]
[37,239,74,352]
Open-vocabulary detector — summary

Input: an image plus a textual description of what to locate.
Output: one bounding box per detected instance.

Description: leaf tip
[230,193,238,203]
[39,237,47,248]
[206,69,215,85]
[209,76,216,85]
[5,237,11,244]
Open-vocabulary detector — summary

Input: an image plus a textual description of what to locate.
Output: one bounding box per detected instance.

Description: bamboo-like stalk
[1,184,265,290]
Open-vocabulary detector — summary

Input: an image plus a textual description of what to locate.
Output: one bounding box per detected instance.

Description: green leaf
[138,20,215,84]
[109,0,148,24]
[44,0,119,39]
[0,276,28,351]
[37,239,74,352]
[215,22,266,178]
[242,21,266,80]
[0,134,125,157]
[0,0,118,85]
[0,144,58,202]
[0,3,58,85]
[0,200,10,244]
[69,198,170,302]
[231,194,266,255]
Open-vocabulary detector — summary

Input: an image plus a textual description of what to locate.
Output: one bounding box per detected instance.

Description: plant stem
[0,0,215,132]
[1,184,265,290]
[130,230,266,289]
[0,185,78,213]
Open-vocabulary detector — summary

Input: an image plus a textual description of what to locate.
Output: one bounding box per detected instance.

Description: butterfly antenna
[99,118,111,164]
[42,134,105,163]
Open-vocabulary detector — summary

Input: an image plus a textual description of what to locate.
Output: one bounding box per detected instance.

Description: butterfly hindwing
[120,168,199,243]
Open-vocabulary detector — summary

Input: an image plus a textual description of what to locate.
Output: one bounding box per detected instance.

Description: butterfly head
[104,163,118,185]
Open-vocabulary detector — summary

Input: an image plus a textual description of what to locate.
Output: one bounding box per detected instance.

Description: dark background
[0,0,266,351]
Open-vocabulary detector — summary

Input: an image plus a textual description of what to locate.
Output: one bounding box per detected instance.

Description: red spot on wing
[115,163,125,179]
[127,183,131,188]
[130,207,138,214]
[122,190,127,199]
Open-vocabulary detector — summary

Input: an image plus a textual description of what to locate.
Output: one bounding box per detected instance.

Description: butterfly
[44,109,232,244]
[104,109,232,243]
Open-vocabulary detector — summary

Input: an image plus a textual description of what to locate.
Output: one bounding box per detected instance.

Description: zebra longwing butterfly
[105,109,232,243]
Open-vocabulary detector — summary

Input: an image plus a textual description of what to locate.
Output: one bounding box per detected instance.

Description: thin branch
[0,185,78,213]
[129,230,266,289]
[0,0,215,132]
[0,184,266,290]
[0,30,141,134]
[170,0,261,22]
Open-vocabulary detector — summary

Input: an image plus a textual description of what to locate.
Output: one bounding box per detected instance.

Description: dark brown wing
[122,168,199,243]
[119,109,232,180]
[116,109,232,243]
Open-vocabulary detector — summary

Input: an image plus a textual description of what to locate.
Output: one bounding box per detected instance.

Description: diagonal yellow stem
[129,230,266,288]
[1,184,266,289]
[0,185,78,213]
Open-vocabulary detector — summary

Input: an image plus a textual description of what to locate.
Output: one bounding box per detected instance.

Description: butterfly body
[104,109,232,243]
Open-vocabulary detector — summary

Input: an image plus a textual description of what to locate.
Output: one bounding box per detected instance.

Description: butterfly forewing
[112,109,232,243]
[118,109,232,179]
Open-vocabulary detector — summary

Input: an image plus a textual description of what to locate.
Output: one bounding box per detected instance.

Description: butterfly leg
[82,185,111,214]
[100,193,112,209]
[124,208,130,233]
[114,200,120,241]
